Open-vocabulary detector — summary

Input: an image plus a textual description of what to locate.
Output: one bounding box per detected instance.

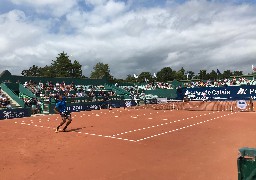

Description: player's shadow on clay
[66,127,83,132]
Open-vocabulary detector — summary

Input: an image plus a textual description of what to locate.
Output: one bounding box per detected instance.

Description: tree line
[21,52,83,78]
[21,52,246,83]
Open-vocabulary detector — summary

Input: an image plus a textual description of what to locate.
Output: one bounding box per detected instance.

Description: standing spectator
[31,98,38,114]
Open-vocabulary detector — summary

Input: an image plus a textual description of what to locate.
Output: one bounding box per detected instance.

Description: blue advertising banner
[0,108,31,120]
[66,103,101,112]
[49,100,139,114]
[179,85,256,101]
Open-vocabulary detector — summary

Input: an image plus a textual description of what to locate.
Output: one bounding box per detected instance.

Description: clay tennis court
[1,103,256,180]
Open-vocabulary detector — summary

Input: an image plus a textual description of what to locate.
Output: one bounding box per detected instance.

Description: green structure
[238,147,256,180]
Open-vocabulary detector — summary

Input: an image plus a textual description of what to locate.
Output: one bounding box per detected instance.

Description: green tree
[208,70,217,80]
[21,65,41,76]
[40,65,55,77]
[185,71,195,80]
[71,60,83,78]
[233,71,243,76]
[221,70,233,79]
[21,52,83,77]
[156,67,175,82]
[90,62,113,80]
[138,72,152,83]
[126,74,136,83]
[175,67,186,80]
[51,52,73,77]
[198,70,207,80]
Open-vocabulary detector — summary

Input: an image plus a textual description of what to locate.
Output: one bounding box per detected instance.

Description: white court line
[112,111,224,137]
[136,112,237,142]
[13,110,238,143]
[14,119,137,142]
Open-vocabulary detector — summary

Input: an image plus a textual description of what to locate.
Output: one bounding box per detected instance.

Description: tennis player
[54,94,72,133]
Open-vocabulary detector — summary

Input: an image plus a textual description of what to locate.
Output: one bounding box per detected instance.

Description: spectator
[0,91,11,109]
[31,98,38,114]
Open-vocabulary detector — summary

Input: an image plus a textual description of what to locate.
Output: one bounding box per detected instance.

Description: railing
[19,84,36,98]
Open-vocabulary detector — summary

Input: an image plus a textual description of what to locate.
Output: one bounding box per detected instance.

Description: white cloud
[97,0,126,17]
[1,0,256,78]
[10,0,77,17]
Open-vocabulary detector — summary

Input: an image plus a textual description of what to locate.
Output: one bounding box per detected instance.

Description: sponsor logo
[237,88,247,95]
[237,100,247,110]
[2,110,25,119]
[90,105,99,110]
[125,101,132,107]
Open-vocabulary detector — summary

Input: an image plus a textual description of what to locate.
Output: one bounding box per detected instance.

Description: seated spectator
[0,92,11,109]
[1,98,8,108]
[76,90,85,97]
[24,98,31,107]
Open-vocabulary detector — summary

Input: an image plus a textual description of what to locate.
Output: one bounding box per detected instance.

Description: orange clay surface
[1,107,256,180]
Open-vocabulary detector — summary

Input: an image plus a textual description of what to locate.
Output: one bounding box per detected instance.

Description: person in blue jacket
[54,94,72,133]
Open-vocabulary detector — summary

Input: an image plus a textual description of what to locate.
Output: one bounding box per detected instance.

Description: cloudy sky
[0,0,256,78]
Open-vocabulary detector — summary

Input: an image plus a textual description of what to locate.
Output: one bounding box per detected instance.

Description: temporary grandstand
[0,70,255,120]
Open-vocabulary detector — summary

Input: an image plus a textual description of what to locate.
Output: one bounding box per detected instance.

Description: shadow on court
[66,127,84,132]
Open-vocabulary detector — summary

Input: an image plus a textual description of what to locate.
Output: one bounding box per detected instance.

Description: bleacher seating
[1,69,256,114]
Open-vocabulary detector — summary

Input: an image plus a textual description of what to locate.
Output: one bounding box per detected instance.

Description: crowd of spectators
[115,85,148,101]
[137,82,172,90]
[116,81,172,93]
[23,97,42,114]
[19,76,256,101]
[184,77,254,88]
[7,76,256,111]
[20,80,119,113]
[114,77,256,101]
[23,80,117,103]
[1,75,255,114]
